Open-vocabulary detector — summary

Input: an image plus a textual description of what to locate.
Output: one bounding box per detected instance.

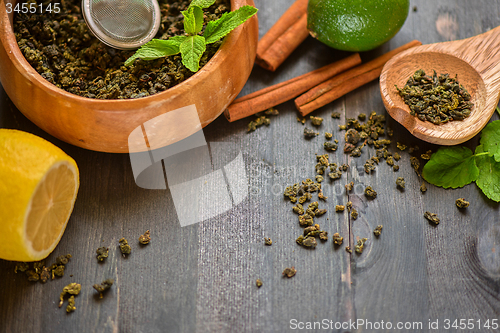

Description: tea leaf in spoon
[422,146,478,188]
[479,120,500,162]
[475,145,500,202]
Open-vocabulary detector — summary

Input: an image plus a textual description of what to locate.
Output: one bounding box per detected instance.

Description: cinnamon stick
[225,53,362,122]
[295,40,422,115]
[256,0,309,71]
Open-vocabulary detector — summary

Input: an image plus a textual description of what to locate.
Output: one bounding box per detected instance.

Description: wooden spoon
[380,26,500,145]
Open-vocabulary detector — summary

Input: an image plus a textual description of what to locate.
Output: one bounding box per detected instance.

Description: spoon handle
[447,25,500,76]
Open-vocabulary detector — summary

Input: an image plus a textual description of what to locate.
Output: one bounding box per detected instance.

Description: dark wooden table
[1,0,500,332]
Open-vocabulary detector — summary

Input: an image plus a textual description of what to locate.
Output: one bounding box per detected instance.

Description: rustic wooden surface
[1,0,500,332]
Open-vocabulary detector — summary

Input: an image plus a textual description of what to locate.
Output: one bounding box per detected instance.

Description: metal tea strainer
[82,0,161,50]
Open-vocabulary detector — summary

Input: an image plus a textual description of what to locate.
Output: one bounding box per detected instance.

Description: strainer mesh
[90,0,156,42]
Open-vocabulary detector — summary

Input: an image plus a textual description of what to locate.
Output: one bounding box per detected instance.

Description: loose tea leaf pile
[16,254,72,283]
[14,0,229,99]
[397,69,473,124]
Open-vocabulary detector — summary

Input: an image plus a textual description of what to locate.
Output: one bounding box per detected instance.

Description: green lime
[307,0,410,52]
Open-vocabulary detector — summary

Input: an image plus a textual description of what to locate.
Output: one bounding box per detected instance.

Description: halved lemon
[0,129,79,261]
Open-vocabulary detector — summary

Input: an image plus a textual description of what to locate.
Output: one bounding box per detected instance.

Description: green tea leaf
[190,0,216,9]
[203,6,258,44]
[479,120,500,162]
[475,145,500,202]
[124,39,181,66]
[422,146,479,188]
[180,35,206,72]
[182,6,203,35]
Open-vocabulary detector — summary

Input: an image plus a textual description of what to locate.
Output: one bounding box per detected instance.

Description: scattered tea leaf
[310,116,323,126]
[139,230,151,245]
[93,279,114,299]
[396,177,406,189]
[332,233,343,246]
[355,238,368,254]
[455,198,470,209]
[364,186,377,199]
[282,267,296,278]
[119,238,132,256]
[59,283,81,308]
[96,247,109,262]
[424,211,440,225]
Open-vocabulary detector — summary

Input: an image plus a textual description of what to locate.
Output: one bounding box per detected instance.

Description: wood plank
[1,0,500,332]
[0,86,200,333]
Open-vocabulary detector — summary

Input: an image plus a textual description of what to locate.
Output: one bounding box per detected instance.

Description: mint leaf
[496,106,500,115]
[480,120,500,162]
[182,6,203,35]
[169,35,188,45]
[180,35,206,72]
[475,145,500,202]
[190,0,216,9]
[124,39,181,66]
[422,146,479,188]
[203,5,258,44]
[193,6,204,33]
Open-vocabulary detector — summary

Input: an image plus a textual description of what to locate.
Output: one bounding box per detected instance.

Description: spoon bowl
[380,26,500,145]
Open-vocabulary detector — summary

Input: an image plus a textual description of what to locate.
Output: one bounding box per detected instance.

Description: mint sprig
[125,4,258,72]
[422,120,500,201]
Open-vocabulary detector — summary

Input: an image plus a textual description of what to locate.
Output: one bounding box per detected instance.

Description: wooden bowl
[0,0,258,153]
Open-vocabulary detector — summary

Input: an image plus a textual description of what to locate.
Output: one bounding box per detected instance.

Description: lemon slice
[0,129,79,261]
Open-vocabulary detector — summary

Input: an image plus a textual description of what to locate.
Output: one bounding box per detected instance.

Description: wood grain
[1,0,500,332]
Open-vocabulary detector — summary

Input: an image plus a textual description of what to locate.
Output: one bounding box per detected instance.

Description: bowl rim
[0,0,247,110]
